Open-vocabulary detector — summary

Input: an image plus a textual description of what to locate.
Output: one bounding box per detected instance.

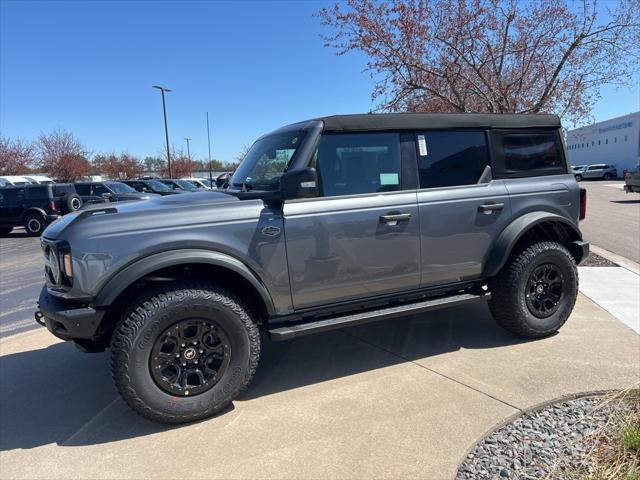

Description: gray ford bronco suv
[36,113,588,423]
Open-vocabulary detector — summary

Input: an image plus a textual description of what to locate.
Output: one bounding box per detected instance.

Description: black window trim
[488,128,568,179]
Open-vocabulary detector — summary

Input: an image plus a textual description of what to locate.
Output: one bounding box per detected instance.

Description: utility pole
[206,112,212,185]
[184,137,192,161]
[152,85,172,178]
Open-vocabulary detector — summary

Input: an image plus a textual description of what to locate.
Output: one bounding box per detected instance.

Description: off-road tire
[0,226,12,237]
[23,213,46,236]
[488,241,578,338]
[62,193,83,213]
[110,283,260,424]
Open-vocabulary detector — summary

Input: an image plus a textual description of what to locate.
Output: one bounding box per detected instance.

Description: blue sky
[1,0,638,164]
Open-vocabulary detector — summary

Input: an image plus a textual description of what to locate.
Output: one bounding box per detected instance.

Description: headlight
[47,249,61,284]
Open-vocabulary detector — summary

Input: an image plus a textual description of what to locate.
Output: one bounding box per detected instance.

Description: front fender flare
[93,249,275,315]
[483,212,582,278]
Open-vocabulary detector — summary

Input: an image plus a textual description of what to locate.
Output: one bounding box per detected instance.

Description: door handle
[478,203,505,213]
[380,213,411,225]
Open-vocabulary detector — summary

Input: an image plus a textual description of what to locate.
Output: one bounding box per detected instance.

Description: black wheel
[488,241,578,338]
[62,193,83,213]
[603,173,612,180]
[575,174,582,182]
[23,213,46,237]
[110,283,260,424]
[0,226,12,237]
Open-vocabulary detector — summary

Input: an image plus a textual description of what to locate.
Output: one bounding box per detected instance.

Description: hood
[43,190,259,240]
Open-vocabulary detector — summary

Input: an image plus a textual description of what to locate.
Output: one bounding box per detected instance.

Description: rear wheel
[489,241,578,338]
[23,213,46,236]
[0,226,12,237]
[110,283,260,424]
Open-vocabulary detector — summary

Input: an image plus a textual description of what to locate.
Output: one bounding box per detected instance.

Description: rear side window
[53,184,75,195]
[74,184,91,195]
[491,130,566,177]
[415,131,489,188]
[4,188,25,202]
[314,133,401,197]
[27,186,50,199]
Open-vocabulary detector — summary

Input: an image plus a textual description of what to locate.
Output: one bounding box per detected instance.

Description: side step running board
[268,291,490,341]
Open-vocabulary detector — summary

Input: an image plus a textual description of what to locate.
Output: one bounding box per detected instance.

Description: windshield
[106,181,137,194]
[147,180,172,192]
[231,132,305,191]
[175,179,198,190]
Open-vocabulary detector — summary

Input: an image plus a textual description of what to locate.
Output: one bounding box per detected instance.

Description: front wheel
[110,283,260,424]
[603,173,612,180]
[488,241,578,338]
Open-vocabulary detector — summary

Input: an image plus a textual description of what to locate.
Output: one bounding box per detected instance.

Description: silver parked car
[575,164,617,181]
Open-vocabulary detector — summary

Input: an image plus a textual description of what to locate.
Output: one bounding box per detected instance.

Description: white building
[566,112,639,174]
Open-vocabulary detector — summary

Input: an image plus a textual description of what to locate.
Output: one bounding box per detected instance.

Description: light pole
[153,85,172,178]
[184,137,192,161]
[206,112,212,185]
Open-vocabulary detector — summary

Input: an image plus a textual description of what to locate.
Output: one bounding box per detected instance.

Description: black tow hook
[34,309,46,327]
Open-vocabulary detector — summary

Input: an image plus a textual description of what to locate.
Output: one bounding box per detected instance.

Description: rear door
[283,132,421,310]
[584,165,603,179]
[414,130,511,286]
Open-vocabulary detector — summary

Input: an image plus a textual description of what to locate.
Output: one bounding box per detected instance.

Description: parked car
[158,178,201,192]
[35,112,588,423]
[74,181,158,203]
[23,175,55,184]
[181,177,214,189]
[0,175,33,186]
[576,164,617,181]
[122,179,182,196]
[0,183,84,236]
[624,170,640,193]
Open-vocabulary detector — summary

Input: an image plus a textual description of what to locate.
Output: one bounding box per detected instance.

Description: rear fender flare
[483,212,582,277]
[21,207,48,221]
[94,249,275,315]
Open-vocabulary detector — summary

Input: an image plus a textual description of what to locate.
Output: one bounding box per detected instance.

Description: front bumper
[35,286,104,341]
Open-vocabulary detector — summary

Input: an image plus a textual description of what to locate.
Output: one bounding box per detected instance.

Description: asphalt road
[0,230,43,338]
[579,181,640,263]
[1,181,637,338]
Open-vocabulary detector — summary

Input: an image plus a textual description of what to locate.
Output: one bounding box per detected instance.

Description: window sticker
[417,135,428,156]
[380,173,399,185]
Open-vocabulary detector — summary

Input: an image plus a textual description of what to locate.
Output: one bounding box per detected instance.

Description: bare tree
[234,143,252,164]
[0,137,35,175]
[318,0,639,124]
[36,128,90,181]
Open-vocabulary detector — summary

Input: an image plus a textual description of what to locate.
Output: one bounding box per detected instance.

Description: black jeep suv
[0,183,84,236]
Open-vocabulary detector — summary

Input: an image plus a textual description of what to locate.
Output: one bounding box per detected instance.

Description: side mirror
[101,192,112,199]
[280,167,318,200]
[216,173,230,189]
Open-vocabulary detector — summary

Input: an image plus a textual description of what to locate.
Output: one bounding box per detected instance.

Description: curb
[590,244,639,275]
[451,389,626,480]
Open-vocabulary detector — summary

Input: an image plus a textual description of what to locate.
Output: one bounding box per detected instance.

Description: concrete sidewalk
[1,294,638,480]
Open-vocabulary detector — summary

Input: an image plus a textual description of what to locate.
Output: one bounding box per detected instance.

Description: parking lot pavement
[1,294,638,480]
[0,229,43,337]
[580,181,640,263]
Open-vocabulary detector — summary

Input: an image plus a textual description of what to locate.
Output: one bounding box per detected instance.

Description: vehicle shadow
[611,199,640,204]
[0,302,525,451]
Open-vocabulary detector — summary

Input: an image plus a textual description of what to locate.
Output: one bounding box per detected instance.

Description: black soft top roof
[315,112,560,132]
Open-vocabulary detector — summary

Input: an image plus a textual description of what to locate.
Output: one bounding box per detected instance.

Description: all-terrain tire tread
[489,241,578,338]
[109,282,260,424]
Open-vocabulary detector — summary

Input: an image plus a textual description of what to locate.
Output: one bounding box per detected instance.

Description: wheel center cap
[536,285,545,294]
[183,347,197,360]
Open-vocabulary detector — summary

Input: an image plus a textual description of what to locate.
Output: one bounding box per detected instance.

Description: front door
[284,132,421,310]
[412,130,512,286]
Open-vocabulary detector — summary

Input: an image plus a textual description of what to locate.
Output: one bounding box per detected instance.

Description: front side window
[92,184,110,196]
[231,132,305,191]
[492,130,566,177]
[415,131,489,188]
[314,132,401,197]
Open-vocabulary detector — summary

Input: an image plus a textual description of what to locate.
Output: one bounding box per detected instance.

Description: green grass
[622,423,640,455]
